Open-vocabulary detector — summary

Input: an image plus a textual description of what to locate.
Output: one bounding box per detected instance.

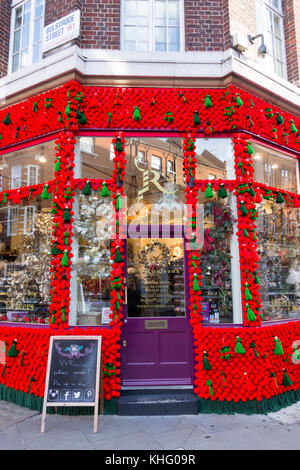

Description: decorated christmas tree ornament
[203,351,212,370]
[246,304,256,322]
[236,93,243,107]
[63,207,71,223]
[61,250,69,267]
[3,113,11,125]
[192,273,201,292]
[276,112,284,125]
[282,368,293,387]
[204,94,213,109]
[41,185,49,200]
[7,339,18,358]
[290,119,298,134]
[100,182,110,198]
[54,156,61,172]
[275,191,285,203]
[82,180,92,196]
[133,106,141,121]
[205,183,214,198]
[235,336,246,354]
[193,111,201,126]
[114,246,123,263]
[217,184,227,199]
[273,336,284,355]
[240,201,248,216]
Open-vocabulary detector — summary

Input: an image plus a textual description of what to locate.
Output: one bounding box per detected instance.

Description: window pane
[35,0,44,18]
[167,0,179,26]
[155,26,166,51]
[257,200,300,322]
[252,144,298,193]
[24,1,31,24]
[21,49,29,68]
[12,54,20,72]
[76,137,115,179]
[275,60,284,77]
[137,27,149,51]
[1,141,55,191]
[125,0,136,19]
[124,25,136,49]
[34,17,43,43]
[275,37,283,61]
[168,27,180,51]
[0,198,52,325]
[194,138,235,179]
[13,30,21,54]
[32,43,41,63]
[14,6,23,29]
[155,1,166,26]
[21,23,30,49]
[72,192,114,326]
[137,0,149,25]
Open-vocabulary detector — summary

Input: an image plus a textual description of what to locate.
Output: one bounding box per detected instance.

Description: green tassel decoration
[249,341,259,358]
[1,364,6,377]
[205,183,214,198]
[61,250,69,267]
[64,232,69,245]
[236,93,243,107]
[57,111,63,123]
[237,162,245,175]
[235,336,246,355]
[64,187,72,200]
[1,193,7,204]
[276,112,284,125]
[116,193,123,211]
[282,368,293,387]
[193,111,201,126]
[244,283,252,301]
[3,113,11,125]
[246,304,256,322]
[192,274,201,292]
[54,223,58,236]
[206,379,213,397]
[65,102,71,117]
[63,207,71,223]
[133,106,141,121]
[7,339,18,358]
[51,241,61,256]
[270,372,278,388]
[41,185,49,200]
[247,143,254,155]
[51,202,59,214]
[240,202,248,216]
[50,313,56,324]
[33,102,38,112]
[252,229,257,241]
[290,119,298,134]
[276,191,285,204]
[204,95,213,108]
[115,137,123,153]
[243,229,249,238]
[114,301,120,311]
[248,183,256,197]
[61,308,66,322]
[114,247,123,263]
[217,184,227,199]
[254,271,260,285]
[54,157,61,172]
[273,337,284,355]
[100,182,110,198]
[82,181,92,196]
[203,351,212,371]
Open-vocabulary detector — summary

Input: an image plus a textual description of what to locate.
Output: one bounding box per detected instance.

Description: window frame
[9,0,45,74]
[7,206,19,237]
[121,0,185,53]
[23,204,36,235]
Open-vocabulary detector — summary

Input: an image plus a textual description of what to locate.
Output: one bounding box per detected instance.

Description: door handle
[123,340,127,347]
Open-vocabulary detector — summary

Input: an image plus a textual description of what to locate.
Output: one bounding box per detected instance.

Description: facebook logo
[60,389,71,401]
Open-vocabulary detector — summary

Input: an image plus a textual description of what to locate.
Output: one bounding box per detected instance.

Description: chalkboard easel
[41,336,103,433]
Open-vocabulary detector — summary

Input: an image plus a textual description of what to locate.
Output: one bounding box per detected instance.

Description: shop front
[0,83,299,415]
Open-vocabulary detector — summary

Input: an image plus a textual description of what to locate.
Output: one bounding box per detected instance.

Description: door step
[117,389,198,416]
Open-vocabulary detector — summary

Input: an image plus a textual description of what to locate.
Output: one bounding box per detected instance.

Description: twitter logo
[73,390,83,400]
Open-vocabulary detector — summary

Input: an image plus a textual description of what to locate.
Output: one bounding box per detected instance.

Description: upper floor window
[10,0,45,73]
[257,0,286,79]
[122,0,183,52]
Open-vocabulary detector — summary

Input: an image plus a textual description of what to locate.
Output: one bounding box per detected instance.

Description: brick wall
[184,0,231,51]
[229,0,258,62]
[283,0,300,87]
[0,0,11,79]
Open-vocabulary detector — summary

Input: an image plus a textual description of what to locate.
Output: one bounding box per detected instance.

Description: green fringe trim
[0,384,117,415]
[198,388,300,415]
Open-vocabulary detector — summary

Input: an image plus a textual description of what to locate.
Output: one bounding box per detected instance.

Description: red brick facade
[0,0,11,80]
[283,0,300,87]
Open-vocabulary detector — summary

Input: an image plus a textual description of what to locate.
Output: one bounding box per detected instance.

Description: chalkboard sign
[41,336,102,433]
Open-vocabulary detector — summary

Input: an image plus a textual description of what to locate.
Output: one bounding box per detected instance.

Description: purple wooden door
[121,227,194,387]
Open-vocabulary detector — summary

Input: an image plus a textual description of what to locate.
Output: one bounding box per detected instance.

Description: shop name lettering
[5,301,34,311]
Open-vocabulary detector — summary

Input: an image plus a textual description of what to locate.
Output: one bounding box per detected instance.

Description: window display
[0,196,53,324]
[257,199,300,321]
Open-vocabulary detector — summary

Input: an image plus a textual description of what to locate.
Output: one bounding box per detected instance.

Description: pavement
[1,399,300,450]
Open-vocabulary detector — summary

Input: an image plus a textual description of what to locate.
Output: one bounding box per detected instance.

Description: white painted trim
[0,46,299,108]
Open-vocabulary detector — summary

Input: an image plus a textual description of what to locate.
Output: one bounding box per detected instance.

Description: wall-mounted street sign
[43,10,80,53]
[41,336,103,433]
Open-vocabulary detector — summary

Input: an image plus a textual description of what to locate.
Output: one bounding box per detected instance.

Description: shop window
[256,0,286,78]
[71,192,114,326]
[257,199,300,322]
[252,143,299,193]
[76,137,115,180]
[122,0,183,52]
[0,197,53,325]
[1,140,55,191]
[10,0,45,73]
